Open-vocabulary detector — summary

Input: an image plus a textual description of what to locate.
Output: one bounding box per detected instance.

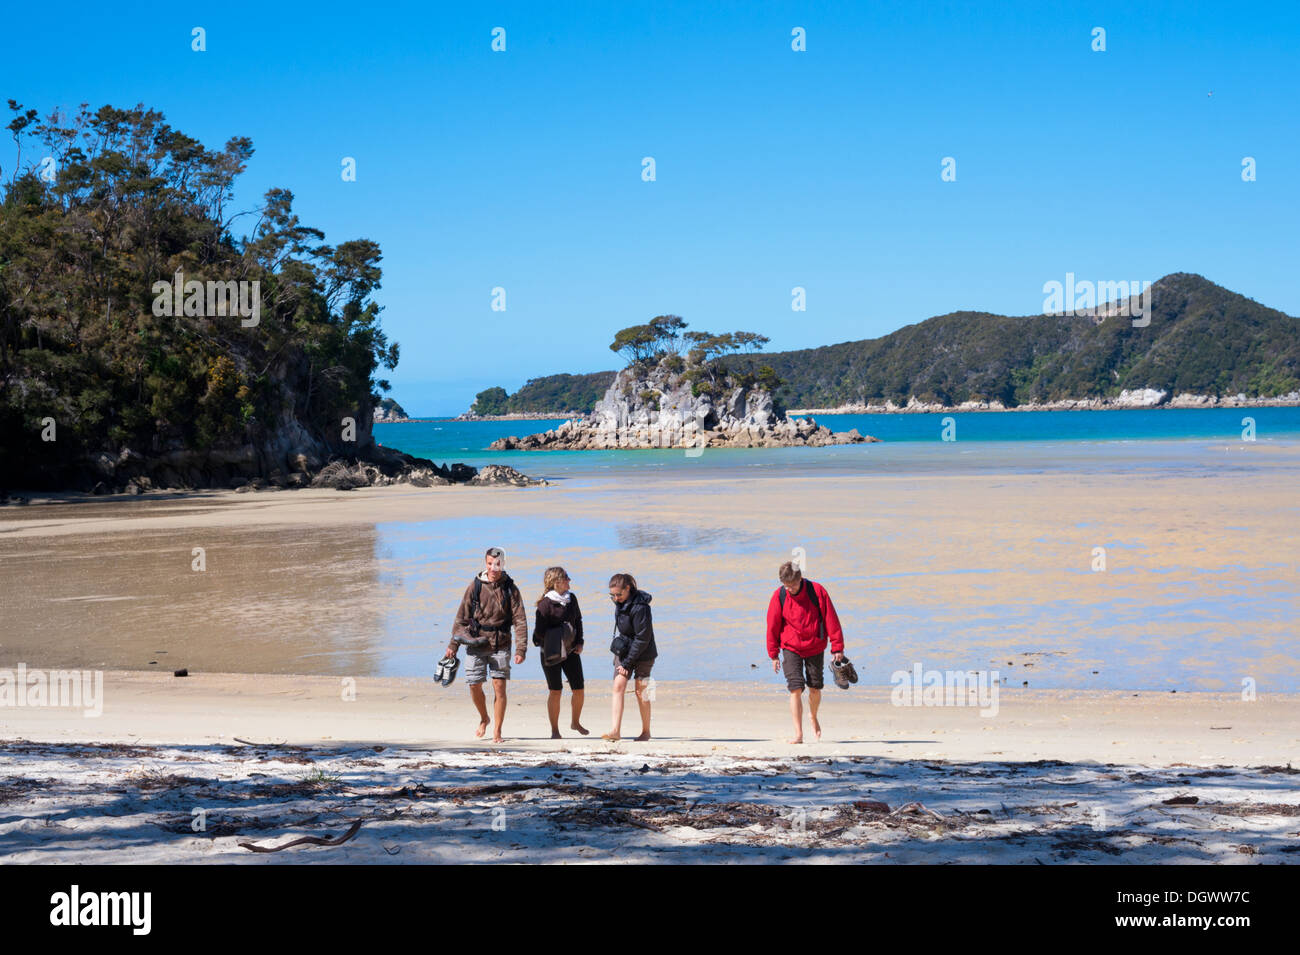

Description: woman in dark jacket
[533,566,587,738]
[602,572,657,741]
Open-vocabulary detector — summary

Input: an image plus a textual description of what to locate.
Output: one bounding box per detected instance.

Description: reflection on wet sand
[2,445,1298,690]
[0,524,386,676]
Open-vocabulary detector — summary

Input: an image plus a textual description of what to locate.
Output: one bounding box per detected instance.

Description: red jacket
[766,579,844,659]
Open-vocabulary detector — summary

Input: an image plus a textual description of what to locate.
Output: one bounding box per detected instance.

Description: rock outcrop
[490,363,876,451]
[7,440,545,498]
[373,401,410,423]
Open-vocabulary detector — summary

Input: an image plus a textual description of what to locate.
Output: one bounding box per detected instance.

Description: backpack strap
[807,580,824,638]
[471,575,512,631]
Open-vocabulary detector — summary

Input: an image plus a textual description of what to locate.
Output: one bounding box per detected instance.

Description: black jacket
[610,589,657,668]
[532,593,584,648]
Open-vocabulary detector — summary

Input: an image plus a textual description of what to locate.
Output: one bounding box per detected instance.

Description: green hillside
[474,274,1299,413]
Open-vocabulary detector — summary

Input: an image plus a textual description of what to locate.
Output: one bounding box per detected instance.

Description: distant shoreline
[789,393,1300,414]
[446,411,583,422]
[419,393,1300,422]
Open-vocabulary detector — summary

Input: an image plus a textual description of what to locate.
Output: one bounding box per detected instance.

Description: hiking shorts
[781,648,824,692]
[614,656,654,680]
[542,652,585,692]
[465,648,511,685]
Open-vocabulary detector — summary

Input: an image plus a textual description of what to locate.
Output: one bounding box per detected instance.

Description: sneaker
[435,654,460,687]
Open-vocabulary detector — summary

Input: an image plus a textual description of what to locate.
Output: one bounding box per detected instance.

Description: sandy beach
[2,671,1298,863]
[3,444,1299,862]
[3,446,1298,691]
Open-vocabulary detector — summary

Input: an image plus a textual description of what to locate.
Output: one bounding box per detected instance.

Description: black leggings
[542,652,585,692]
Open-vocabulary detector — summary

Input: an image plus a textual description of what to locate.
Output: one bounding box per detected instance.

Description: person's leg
[491,677,507,742]
[788,688,804,743]
[806,654,824,740]
[781,649,806,743]
[469,683,490,738]
[543,662,563,738]
[565,654,588,735]
[547,689,562,738]
[570,688,587,733]
[604,671,628,739]
[633,678,652,740]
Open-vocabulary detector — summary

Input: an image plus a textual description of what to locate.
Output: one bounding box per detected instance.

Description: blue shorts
[465,648,511,685]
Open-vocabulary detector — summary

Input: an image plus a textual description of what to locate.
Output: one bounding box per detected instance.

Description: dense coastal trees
[0,102,397,487]
[471,373,614,415]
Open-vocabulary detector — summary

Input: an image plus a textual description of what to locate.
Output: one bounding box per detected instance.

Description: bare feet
[811,717,822,740]
[787,737,803,744]
[492,734,504,743]
[601,732,620,741]
[634,731,651,741]
[550,729,562,739]
[475,719,489,739]
[571,722,590,736]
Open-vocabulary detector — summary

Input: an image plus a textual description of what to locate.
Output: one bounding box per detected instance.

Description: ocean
[376,407,1300,481]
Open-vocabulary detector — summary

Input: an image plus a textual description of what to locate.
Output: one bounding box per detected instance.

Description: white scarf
[545,589,571,606]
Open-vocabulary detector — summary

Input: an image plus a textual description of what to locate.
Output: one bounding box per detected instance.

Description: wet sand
[1,445,1298,689]
[3,446,1298,863]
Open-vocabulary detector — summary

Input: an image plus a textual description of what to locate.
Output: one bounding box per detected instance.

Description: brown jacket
[448,572,528,658]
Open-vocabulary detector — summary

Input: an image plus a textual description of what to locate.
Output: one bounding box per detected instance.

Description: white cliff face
[491,364,875,451]
[1113,388,1169,407]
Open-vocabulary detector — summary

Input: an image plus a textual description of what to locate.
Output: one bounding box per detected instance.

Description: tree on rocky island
[609,318,782,402]
[608,314,686,367]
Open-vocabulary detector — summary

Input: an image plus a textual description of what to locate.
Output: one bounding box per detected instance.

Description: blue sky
[4,1,1297,414]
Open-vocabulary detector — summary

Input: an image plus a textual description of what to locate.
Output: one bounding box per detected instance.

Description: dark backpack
[779,580,824,639]
[469,575,513,638]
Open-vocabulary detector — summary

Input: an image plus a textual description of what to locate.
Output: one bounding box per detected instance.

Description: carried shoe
[831,656,856,689]
[435,654,460,687]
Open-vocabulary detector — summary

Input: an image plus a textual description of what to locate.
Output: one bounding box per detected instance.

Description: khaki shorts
[465,648,511,684]
[781,648,824,692]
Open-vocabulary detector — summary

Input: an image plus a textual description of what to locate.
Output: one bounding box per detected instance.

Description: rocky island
[490,317,877,451]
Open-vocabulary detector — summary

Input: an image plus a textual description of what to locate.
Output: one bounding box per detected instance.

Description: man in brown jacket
[442,547,528,742]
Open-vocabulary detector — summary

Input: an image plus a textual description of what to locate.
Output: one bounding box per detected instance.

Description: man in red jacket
[766,561,845,743]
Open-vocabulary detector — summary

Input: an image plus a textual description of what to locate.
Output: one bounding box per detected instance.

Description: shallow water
[2,438,1297,691]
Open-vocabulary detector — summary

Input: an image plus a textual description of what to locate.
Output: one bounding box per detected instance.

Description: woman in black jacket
[533,566,587,738]
[602,572,657,741]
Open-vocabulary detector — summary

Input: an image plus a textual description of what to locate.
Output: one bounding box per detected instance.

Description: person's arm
[512,584,528,660]
[571,594,583,646]
[819,584,845,655]
[622,601,652,667]
[448,584,473,656]
[766,590,784,660]
[532,604,547,647]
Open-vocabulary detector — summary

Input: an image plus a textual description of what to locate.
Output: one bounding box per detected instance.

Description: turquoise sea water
[357,409,1300,691]
[8,409,1294,690]
[376,407,1300,482]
